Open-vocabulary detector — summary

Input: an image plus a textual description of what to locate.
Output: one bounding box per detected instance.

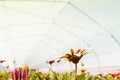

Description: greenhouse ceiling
[0,0,120,72]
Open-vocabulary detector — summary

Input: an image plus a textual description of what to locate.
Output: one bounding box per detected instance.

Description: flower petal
[70,49,74,56]
[75,49,81,54]
[80,49,87,55]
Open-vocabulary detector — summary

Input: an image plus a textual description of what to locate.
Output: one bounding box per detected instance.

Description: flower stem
[74,63,77,80]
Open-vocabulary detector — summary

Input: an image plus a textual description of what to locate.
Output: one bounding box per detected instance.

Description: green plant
[0,71,11,80]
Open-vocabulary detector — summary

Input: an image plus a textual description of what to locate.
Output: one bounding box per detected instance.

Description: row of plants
[0,48,120,80]
[28,70,120,80]
[1,69,120,80]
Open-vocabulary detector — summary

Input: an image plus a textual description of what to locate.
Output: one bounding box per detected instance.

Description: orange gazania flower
[58,49,89,64]
[58,48,90,80]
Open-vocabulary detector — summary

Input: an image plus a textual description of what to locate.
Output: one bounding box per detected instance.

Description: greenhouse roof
[0,0,120,73]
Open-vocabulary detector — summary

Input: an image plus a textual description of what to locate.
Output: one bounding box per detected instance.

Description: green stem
[74,63,77,80]
[35,73,41,80]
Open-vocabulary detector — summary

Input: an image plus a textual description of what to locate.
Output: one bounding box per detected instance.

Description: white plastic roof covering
[0,0,120,72]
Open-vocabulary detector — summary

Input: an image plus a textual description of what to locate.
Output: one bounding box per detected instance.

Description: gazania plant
[58,49,90,80]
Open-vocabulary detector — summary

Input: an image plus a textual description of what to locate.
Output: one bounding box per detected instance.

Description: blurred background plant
[12,64,29,80]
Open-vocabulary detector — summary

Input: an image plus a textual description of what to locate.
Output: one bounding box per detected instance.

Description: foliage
[0,69,120,80]
[0,71,11,80]
[27,71,120,80]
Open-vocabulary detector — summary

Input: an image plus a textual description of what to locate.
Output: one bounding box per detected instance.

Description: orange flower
[79,49,88,55]
[58,48,90,80]
[58,49,89,64]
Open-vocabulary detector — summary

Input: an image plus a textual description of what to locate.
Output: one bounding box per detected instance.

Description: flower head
[47,60,55,65]
[58,49,89,64]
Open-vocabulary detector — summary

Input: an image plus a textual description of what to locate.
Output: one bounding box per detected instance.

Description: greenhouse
[0,0,120,80]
